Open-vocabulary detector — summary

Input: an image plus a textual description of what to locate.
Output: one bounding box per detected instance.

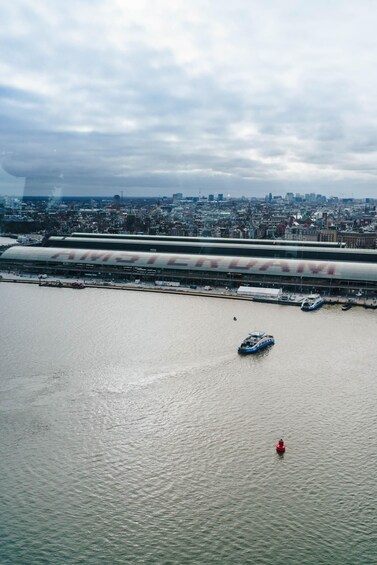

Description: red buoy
[276,439,285,454]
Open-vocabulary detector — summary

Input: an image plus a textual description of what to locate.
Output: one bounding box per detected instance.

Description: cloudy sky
[1,0,377,197]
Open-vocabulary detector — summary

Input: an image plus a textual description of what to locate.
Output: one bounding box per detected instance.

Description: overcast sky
[1,0,377,197]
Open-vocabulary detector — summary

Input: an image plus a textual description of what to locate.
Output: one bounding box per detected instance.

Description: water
[1,284,377,564]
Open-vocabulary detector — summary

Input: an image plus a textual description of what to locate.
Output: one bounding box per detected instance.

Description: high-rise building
[285,192,294,203]
[113,194,121,209]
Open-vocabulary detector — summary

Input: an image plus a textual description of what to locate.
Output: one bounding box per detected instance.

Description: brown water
[1,284,377,564]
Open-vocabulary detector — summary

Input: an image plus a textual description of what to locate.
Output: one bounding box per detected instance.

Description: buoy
[233,316,237,321]
[276,439,285,454]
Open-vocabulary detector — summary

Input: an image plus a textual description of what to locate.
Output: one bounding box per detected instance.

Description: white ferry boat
[238,331,275,354]
[300,294,325,311]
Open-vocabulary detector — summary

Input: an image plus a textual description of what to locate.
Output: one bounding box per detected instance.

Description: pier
[2,274,377,309]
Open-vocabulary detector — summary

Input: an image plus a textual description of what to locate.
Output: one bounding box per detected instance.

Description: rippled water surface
[1,284,377,564]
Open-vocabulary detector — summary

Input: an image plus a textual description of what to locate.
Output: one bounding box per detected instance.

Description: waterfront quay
[1,272,376,310]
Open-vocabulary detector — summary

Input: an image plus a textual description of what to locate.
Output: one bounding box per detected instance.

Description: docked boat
[276,439,286,454]
[342,301,353,311]
[39,280,63,288]
[300,294,324,311]
[238,331,275,354]
[70,282,85,289]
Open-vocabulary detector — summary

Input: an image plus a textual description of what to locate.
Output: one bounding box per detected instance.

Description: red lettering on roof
[115,254,140,263]
[296,262,336,275]
[51,251,77,260]
[259,260,290,272]
[228,258,258,270]
[88,252,112,261]
[308,263,329,274]
[167,256,189,267]
[195,257,220,268]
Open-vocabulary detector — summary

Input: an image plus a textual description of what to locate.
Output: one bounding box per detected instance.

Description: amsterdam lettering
[47,250,337,277]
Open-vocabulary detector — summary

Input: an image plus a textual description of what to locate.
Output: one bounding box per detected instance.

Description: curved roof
[3,245,377,282]
[45,236,377,262]
[48,236,355,254]
[70,232,343,248]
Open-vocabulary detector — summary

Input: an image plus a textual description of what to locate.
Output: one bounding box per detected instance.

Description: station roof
[69,232,343,247]
[47,236,373,258]
[3,246,377,283]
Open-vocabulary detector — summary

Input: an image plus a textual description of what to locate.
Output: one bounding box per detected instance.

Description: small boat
[301,294,324,311]
[238,331,275,354]
[276,439,285,454]
[342,302,353,311]
[39,280,63,288]
[70,282,85,289]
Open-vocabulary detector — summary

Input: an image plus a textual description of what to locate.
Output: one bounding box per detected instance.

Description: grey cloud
[2,0,377,197]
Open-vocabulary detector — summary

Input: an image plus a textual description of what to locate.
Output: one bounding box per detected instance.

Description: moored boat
[39,280,63,287]
[301,294,324,311]
[238,331,275,354]
[70,282,85,289]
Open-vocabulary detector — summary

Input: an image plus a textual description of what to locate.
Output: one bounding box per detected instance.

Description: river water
[1,284,377,564]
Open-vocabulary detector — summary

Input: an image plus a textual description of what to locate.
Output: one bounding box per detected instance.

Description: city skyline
[2,1,377,197]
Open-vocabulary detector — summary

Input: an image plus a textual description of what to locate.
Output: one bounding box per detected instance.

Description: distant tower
[113,194,121,210]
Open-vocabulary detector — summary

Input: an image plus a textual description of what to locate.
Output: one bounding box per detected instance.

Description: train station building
[2,233,377,295]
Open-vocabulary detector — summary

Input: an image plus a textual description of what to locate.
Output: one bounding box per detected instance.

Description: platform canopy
[237,286,282,298]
